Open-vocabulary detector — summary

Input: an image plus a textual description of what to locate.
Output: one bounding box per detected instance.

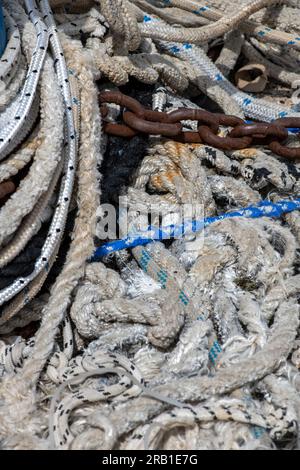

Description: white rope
[0,0,300,452]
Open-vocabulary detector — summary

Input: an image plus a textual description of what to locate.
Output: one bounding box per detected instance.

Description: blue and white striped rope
[92,198,300,260]
[159,0,300,48]
[142,13,300,122]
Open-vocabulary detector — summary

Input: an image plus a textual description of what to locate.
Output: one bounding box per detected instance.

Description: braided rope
[142,0,300,50]
[0,0,300,451]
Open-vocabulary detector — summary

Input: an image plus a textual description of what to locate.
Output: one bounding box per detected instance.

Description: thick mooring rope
[0,0,300,451]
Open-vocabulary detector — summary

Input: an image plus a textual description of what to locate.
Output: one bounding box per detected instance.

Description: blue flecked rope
[0,1,7,57]
[92,198,300,260]
[142,13,300,125]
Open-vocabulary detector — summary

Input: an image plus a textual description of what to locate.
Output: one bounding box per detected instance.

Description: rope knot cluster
[0,0,300,451]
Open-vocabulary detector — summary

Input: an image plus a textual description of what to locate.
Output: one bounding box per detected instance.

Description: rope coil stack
[0,0,300,450]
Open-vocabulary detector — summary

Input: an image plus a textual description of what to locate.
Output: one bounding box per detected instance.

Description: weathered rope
[139,0,300,50]
[1,0,300,452]
[139,0,282,45]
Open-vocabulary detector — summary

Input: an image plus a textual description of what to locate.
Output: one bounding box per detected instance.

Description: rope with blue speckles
[93,198,300,259]
[138,0,300,50]
[1,0,300,451]
[141,13,300,122]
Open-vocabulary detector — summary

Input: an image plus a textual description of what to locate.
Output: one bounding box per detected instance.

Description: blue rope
[0,1,7,57]
[159,0,300,48]
[92,198,300,261]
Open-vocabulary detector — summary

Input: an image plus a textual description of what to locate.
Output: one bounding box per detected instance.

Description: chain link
[99,91,300,160]
[0,180,15,206]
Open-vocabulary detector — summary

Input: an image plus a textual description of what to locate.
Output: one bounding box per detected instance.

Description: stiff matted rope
[139,0,283,45]
[93,198,300,258]
[137,0,300,50]
[1,0,300,452]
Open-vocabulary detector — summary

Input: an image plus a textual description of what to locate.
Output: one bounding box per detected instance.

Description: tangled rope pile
[0,0,300,450]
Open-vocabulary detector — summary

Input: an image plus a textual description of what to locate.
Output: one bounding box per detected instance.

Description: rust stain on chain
[99,91,300,160]
[236,148,258,159]
[0,181,15,204]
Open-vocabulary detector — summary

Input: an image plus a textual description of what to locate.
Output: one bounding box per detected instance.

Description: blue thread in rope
[209,341,222,365]
[142,9,300,48]
[142,14,300,123]
[0,1,7,57]
[252,426,266,439]
[91,198,300,261]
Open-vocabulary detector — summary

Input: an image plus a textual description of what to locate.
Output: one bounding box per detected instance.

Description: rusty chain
[0,181,15,207]
[99,91,300,160]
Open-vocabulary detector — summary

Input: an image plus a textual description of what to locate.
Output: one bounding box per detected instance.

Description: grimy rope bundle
[0,0,300,450]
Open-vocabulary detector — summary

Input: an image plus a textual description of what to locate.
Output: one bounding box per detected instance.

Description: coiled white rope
[0,0,300,452]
